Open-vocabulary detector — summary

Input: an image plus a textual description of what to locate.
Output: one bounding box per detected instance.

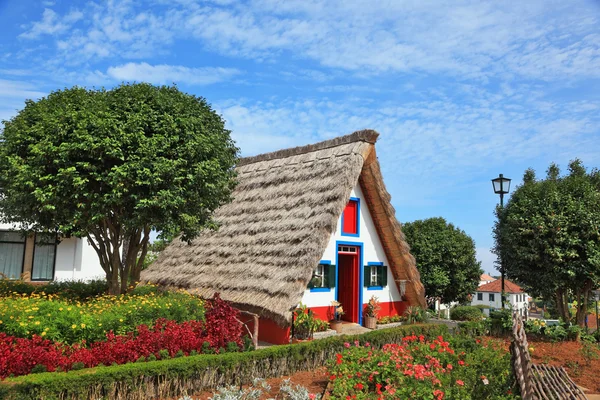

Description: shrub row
[0,280,108,301]
[0,294,241,379]
[0,324,448,400]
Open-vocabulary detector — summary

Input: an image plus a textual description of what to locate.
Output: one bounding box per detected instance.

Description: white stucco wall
[471,291,529,317]
[54,236,105,281]
[0,220,104,281]
[300,184,403,308]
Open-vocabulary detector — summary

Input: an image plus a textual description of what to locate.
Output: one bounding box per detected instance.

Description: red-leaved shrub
[0,293,243,379]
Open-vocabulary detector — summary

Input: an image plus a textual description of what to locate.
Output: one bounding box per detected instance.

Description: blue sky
[1,0,599,274]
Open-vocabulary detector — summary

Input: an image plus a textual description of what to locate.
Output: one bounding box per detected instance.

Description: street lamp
[492,174,511,309]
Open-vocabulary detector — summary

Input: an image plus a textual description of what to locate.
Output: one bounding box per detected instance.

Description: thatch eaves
[141,129,425,326]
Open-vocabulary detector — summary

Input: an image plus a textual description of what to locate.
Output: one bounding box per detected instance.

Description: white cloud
[19,8,83,39]
[0,79,46,123]
[17,1,600,81]
[106,63,241,85]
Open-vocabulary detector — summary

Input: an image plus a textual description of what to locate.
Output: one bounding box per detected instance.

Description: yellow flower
[80,323,86,328]
[35,321,41,325]
[59,307,63,311]
[67,307,72,311]
[41,332,47,336]
[0,320,2,324]
[98,323,102,327]
[119,318,123,322]
[71,324,77,329]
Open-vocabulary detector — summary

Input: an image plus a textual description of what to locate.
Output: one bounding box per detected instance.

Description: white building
[479,273,496,286]
[0,222,104,282]
[471,278,529,318]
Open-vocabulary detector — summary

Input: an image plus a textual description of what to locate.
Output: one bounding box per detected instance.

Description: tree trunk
[555,289,570,324]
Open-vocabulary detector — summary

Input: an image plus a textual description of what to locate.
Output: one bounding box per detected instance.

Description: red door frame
[337,247,360,323]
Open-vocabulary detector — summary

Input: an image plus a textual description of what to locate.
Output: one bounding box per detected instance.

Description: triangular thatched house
[142,130,425,344]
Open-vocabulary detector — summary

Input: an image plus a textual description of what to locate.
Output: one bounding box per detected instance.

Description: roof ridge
[237,129,379,166]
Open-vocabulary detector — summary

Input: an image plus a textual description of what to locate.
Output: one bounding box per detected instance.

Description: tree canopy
[0,83,239,294]
[494,160,600,326]
[403,217,482,304]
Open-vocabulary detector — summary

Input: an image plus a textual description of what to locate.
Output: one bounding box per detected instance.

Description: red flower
[354,383,364,390]
[456,380,464,386]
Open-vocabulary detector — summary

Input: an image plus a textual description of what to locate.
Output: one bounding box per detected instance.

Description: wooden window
[0,231,26,279]
[477,293,483,301]
[341,199,359,236]
[364,263,387,289]
[31,233,57,281]
[309,262,335,291]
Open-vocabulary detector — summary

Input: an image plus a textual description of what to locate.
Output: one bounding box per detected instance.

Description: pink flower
[456,380,464,386]
[344,342,351,348]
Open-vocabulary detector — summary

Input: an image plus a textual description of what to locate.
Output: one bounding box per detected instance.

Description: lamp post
[492,174,511,309]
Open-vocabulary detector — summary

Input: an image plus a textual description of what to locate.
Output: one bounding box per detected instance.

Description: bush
[0,324,449,400]
[0,289,205,344]
[326,334,515,399]
[378,315,403,325]
[404,306,428,324]
[450,306,484,321]
[0,279,108,301]
[457,320,487,336]
[0,294,244,379]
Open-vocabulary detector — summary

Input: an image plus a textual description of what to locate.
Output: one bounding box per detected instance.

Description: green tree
[0,83,238,294]
[494,160,600,326]
[403,217,483,305]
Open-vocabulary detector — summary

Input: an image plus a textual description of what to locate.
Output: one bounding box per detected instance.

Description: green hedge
[0,279,108,301]
[0,324,448,400]
[450,306,485,321]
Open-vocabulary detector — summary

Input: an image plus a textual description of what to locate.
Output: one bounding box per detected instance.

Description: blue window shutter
[328,265,336,288]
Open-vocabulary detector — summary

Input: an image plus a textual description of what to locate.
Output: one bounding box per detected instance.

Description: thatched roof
[141,129,426,326]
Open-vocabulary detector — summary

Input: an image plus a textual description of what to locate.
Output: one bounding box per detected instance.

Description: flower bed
[0,294,244,379]
[0,288,205,344]
[0,324,448,400]
[327,335,516,399]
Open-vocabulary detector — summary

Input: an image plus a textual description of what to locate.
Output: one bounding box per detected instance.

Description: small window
[489,293,495,302]
[0,231,26,279]
[477,293,483,301]
[309,262,335,290]
[31,233,57,281]
[364,263,387,289]
[370,265,379,286]
[342,199,359,236]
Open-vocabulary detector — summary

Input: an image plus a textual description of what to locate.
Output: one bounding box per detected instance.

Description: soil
[528,340,600,394]
[165,368,329,399]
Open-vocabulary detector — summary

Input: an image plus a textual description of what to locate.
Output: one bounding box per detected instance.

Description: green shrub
[488,309,512,336]
[0,279,108,301]
[457,320,487,336]
[473,304,491,310]
[0,324,448,400]
[0,290,205,344]
[450,306,484,321]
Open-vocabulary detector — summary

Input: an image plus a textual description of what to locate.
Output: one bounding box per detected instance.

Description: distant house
[142,130,426,344]
[479,273,496,286]
[0,222,104,282]
[471,278,529,318]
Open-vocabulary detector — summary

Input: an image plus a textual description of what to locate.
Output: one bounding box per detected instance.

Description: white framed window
[0,231,26,279]
[314,264,325,288]
[370,265,378,286]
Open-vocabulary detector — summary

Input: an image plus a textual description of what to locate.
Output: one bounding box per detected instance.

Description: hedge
[0,323,447,400]
[450,306,485,321]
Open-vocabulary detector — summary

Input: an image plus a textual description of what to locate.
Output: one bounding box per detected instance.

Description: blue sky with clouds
[1,0,599,273]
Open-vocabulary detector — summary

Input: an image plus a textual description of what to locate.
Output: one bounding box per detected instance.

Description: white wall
[0,219,104,281]
[54,237,105,281]
[300,184,403,308]
[471,291,529,317]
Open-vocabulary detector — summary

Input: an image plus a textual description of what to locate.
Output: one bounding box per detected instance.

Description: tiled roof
[480,273,496,281]
[477,279,524,294]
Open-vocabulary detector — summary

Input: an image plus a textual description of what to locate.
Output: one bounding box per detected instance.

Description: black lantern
[493,173,511,308]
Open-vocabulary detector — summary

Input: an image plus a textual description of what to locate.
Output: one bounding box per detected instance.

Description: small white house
[0,222,104,282]
[471,278,529,318]
[479,273,496,286]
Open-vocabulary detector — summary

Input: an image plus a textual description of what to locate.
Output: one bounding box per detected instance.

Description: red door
[337,247,360,323]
